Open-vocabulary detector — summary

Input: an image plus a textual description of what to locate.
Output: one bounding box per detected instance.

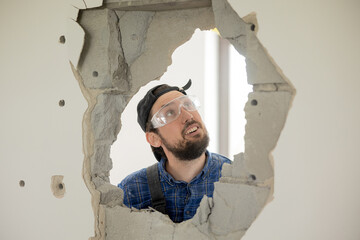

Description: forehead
[151,91,184,114]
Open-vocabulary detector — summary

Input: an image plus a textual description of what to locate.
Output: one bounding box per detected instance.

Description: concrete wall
[229,0,360,239]
[0,1,94,239]
[0,0,359,240]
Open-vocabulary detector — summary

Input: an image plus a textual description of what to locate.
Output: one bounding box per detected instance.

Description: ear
[146,132,162,147]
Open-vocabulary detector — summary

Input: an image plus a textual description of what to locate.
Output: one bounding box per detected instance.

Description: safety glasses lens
[151,95,199,128]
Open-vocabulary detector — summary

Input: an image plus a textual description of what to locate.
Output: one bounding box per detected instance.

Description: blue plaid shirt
[118,151,231,223]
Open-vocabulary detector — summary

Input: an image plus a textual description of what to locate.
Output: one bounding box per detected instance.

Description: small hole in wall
[59,100,65,107]
[251,24,256,31]
[59,35,66,44]
[93,71,99,77]
[251,99,258,106]
[249,174,256,181]
[58,183,64,190]
[19,180,25,187]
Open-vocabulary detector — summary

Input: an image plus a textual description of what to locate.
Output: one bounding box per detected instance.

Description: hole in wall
[249,174,256,181]
[110,29,221,184]
[250,24,256,31]
[59,35,66,44]
[92,71,98,77]
[19,180,25,187]
[72,5,295,237]
[59,99,65,107]
[109,29,251,221]
[251,99,258,106]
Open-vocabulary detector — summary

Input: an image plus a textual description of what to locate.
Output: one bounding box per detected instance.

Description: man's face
[150,91,209,160]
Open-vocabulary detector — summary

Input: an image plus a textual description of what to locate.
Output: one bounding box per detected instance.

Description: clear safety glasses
[151,95,200,128]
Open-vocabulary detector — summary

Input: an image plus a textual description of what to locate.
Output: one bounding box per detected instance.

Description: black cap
[137,79,192,132]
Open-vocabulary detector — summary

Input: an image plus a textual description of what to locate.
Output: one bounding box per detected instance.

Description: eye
[165,109,176,117]
[183,100,194,109]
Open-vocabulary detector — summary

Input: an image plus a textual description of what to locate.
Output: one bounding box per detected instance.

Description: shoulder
[208,151,232,166]
[207,152,232,179]
[118,167,148,188]
[118,167,152,209]
[206,151,231,179]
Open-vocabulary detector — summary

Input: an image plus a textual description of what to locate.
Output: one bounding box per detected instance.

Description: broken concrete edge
[244,92,293,181]
[206,182,271,236]
[127,7,215,91]
[67,19,85,68]
[68,5,80,21]
[212,0,293,87]
[88,204,106,240]
[85,0,104,9]
[72,61,133,239]
[220,160,274,227]
[213,0,295,185]
[70,0,86,9]
[261,92,296,205]
[242,12,296,92]
[213,0,276,180]
[71,62,112,240]
[68,0,109,19]
[103,198,244,240]
[67,0,104,69]
[222,161,274,207]
[212,0,276,85]
[85,163,105,240]
[212,0,295,231]
[105,0,211,11]
[74,7,214,91]
[243,12,294,90]
[256,39,297,91]
[242,12,259,35]
[253,83,294,92]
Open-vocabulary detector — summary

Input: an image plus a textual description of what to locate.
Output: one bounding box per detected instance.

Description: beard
[159,120,209,161]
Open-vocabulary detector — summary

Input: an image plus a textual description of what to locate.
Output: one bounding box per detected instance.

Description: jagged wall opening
[109,29,217,185]
[68,0,295,239]
[109,29,251,186]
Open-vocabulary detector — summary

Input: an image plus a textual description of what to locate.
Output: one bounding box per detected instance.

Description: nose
[180,106,193,123]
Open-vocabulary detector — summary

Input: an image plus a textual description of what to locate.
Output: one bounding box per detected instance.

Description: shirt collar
[158,150,212,185]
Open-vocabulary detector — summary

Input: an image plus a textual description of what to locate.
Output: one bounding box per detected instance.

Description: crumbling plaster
[68,0,295,239]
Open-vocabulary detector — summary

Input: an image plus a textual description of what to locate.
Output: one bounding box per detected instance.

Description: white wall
[1,0,359,239]
[0,1,93,239]
[228,0,360,239]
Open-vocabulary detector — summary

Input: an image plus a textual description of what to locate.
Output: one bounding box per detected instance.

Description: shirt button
[186,211,190,215]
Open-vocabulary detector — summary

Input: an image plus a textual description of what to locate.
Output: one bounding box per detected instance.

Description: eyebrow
[160,101,176,109]
[160,96,182,108]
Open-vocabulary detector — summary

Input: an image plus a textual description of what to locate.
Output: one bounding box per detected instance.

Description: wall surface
[229,0,360,239]
[0,1,94,239]
[1,0,359,240]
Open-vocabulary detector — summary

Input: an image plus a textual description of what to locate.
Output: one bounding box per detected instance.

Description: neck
[164,152,207,183]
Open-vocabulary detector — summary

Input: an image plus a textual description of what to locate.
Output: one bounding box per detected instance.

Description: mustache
[181,120,201,136]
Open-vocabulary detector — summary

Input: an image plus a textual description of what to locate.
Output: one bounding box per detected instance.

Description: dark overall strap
[146,163,167,214]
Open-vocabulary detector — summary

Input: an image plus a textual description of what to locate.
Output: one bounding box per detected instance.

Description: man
[118,80,231,223]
